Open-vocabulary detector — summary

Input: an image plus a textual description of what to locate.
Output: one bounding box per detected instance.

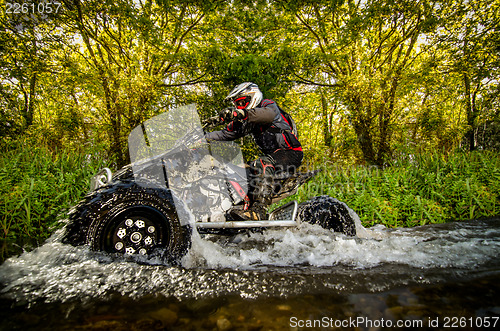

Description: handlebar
[202,115,224,129]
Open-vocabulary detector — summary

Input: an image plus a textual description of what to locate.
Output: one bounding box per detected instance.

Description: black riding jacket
[205,99,302,155]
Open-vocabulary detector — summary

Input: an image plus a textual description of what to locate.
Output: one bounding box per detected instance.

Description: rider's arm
[246,101,279,125]
[205,101,279,142]
[205,121,246,142]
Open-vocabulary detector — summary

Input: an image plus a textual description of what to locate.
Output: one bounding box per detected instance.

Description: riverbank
[290,151,500,228]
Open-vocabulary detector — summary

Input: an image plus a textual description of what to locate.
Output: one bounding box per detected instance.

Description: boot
[249,169,275,206]
[229,203,268,221]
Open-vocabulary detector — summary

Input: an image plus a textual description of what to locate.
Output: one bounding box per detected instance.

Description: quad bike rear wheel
[63,181,191,262]
[297,195,357,236]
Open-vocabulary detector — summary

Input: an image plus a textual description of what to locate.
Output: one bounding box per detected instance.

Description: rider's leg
[248,155,276,206]
[248,151,303,205]
[229,156,274,221]
[270,150,304,174]
[230,151,303,221]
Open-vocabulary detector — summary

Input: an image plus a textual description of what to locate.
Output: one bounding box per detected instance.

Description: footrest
[194,201,299,230]
[269,201,298,222]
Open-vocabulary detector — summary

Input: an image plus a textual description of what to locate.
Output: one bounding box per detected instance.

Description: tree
[58,0,222,165]
[0,1,62,136]
[430,0,500,151]
[277,0,444,165]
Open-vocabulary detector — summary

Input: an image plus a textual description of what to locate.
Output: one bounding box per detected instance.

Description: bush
[289,151,500,228]
[0,139,111,242]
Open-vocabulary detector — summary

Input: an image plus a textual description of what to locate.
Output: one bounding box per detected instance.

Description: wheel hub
[130,232,142,243]
[111,217,158,255]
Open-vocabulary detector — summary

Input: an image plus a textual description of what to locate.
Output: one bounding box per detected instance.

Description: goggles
[233,96,251,109]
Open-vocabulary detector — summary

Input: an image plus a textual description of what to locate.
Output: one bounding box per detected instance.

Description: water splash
[1,218,500,305]
[184,218,500,270]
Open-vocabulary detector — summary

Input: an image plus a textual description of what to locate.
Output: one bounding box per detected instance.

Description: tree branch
[157,73,210,88]
[292,73,340,87]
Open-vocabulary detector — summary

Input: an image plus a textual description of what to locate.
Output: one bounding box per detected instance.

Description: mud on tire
[62,180,191,262]
[297,195,356,236]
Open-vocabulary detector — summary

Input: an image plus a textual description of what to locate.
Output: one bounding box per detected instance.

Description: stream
[1,217,500,330]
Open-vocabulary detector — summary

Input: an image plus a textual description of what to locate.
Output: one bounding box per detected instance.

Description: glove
[219,107,246,123]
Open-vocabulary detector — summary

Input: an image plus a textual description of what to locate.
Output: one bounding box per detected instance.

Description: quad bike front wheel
[93,204,176,256]
[63,181,191,262]
[297,195,357,236]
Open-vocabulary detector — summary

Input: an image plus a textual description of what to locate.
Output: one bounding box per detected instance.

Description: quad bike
[62,104,356,262]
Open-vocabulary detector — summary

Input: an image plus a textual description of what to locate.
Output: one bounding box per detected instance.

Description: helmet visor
[233,96,251,109]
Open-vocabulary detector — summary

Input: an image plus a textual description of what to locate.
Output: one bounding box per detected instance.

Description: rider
[205,82,303,220]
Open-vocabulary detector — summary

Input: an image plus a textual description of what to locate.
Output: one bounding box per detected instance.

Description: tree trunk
[321,93,332,148]
[464,72,476,151]
[21,72,37,130]
[351,97,377,165]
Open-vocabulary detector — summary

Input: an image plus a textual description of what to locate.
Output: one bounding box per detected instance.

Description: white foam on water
[1,218,499,304]
[183,219,500,270]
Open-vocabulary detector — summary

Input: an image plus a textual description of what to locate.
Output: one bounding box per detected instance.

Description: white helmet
[225,82,263,110]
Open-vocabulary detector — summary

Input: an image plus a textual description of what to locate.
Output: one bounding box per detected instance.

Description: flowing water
[1,216,500,330]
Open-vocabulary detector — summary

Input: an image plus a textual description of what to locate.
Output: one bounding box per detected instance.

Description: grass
[0,139,110,243]
[290,151,500,228]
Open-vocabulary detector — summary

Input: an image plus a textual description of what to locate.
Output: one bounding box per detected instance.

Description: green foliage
[1,0,498,165]
[0,139,111,242]
[285,151,500,227]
